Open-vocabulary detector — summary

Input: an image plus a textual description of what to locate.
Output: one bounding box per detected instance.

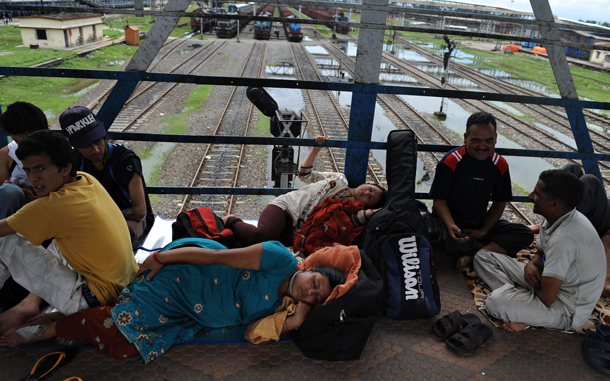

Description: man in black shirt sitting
[429,112,533,272]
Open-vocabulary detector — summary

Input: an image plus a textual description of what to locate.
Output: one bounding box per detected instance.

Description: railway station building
[18,12,103,49]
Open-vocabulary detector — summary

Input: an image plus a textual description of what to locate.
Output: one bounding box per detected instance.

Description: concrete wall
[20,28,66,49]
[19,15,103,49]
[590,49,610,65]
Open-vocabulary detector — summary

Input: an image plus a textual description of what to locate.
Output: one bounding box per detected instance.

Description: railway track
[368,44,610,187]
[180,42,266,215]
[289,43,385,187]
[400,39,610,141]
[105,40,228,133]
[86,37,190,112]
[320,40,534,224]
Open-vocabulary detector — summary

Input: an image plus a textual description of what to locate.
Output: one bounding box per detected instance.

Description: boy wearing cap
[0,130,136,334]
[59,106,154,243]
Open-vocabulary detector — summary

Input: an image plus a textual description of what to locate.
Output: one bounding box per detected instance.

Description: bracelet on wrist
[152,252,166,265]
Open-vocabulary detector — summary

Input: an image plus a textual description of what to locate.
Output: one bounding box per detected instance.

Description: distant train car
[216,17,238,38]
[278,6,302,42]
[331,14,350,34]
[302,7,350,34]
[232,3,255,28]
[190,8,217,33]
[254,6,274,40]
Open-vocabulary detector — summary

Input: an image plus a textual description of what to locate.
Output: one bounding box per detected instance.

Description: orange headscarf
[298,244,361,305]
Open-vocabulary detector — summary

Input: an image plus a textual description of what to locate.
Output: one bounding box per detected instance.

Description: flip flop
[20,348,78,381]
[596,323,610,342]
[446,323,494,355]
[584,331,610,375]
[432,311,481,340]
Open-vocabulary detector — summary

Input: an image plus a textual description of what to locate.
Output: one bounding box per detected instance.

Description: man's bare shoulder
[0,145,12,168]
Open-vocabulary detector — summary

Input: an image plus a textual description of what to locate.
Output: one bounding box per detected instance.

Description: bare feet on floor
[502,320,529,332]
[455,255,473,273]
[0,320,57,347]
[0,326,31,347]
[0,302,40,335]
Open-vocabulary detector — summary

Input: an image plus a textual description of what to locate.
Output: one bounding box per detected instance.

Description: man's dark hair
[16,130,77,177]
[0,102,48,136]
[539,169,584,210]
[465,112,497,136]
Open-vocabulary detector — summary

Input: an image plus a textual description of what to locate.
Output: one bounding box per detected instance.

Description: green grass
[138,146,154,160]
[103,29,124,40]
[312,24,331,37]
[158,84,213,135]
[0,25,74,67]
[254,111,270,135]
[149,194,162,204]
[0,44,138,119]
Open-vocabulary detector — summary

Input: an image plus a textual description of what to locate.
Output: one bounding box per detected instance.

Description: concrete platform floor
[0,251,606,381]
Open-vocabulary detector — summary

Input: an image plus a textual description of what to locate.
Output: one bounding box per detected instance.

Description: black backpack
[294,250,383,361]
[360,130,441,320]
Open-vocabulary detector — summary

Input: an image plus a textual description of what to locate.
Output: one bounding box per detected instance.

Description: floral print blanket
[463,246,610,334]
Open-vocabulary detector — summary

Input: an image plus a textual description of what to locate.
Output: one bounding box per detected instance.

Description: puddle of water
[335,41,358,57]
[305,45,329,55]
[377,63,419,84]
[534,122,577,149]
[302,36,313,41]
[141,142,177,182]
[179,44,202,55]
[265,63,295,76]
[505,79,556,96]
[488,101,527,118]
[587,123,610,135]
[410,63,479,88]
[393,94,555,192]
[473,67,511,79]
[265,83,306,112]
[384,44,431,62]
[107,60,125,66]
[332,91,431,192]
[60,82,100,98]
[320,69,353,79]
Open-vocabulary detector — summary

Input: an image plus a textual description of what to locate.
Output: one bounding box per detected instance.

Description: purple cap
[59,106,106,149]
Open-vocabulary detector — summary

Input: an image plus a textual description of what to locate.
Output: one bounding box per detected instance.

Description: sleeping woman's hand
[285,301,313,331]
[136,251,165,281]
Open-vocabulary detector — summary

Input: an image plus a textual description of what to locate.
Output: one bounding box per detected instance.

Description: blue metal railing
[1,66,609,202]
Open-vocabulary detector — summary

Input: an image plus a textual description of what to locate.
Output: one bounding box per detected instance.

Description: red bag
[293,198,365,256]
[172,207,235,248]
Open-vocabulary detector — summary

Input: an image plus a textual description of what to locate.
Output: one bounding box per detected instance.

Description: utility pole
[434,35,455,120]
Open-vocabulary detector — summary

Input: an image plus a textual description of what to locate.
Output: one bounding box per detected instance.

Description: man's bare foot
[0,298,41,335]
[455,255,473,272]
[0,321,57,347]
[602,280,610,298]
[502,321,529,332]
[0,326,30,347]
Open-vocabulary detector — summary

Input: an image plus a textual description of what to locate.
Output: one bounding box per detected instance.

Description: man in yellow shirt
[0,130,136,334]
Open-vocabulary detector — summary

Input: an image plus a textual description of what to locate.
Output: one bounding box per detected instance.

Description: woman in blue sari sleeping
[0,238,346,364]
